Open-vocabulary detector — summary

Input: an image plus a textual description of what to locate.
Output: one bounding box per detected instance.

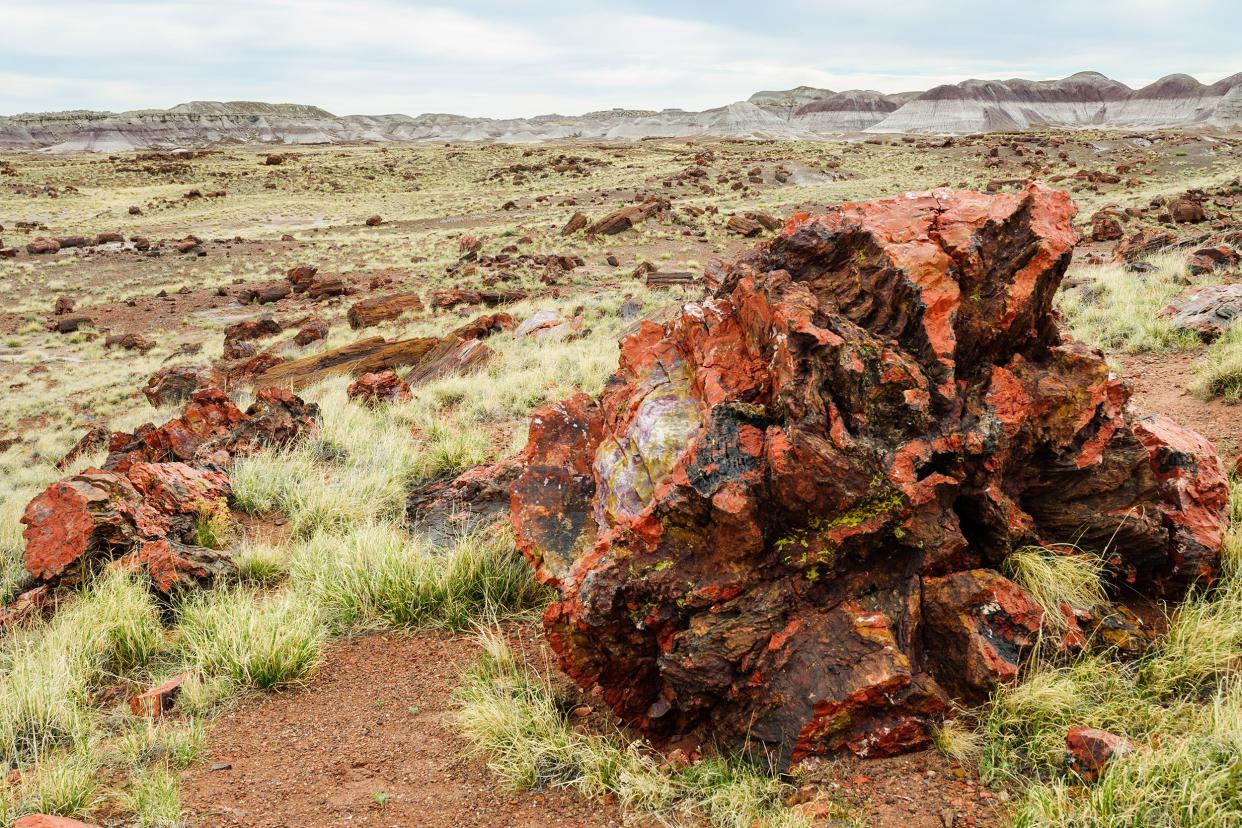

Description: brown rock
[725,214,764,236]
[55,425,111,471]
[53,296,75,315]
[1090,213,1124,242]
[104,333,156,352]
[510,185,1227,768]
[54,315,93,334]
[348,292,424,329]
[1171,198,1207,224]
[561,211,589,236]
[365,215,384,227]
[223,316,282,343]
[27,237,60,255]
[1115,228,1177,262]
[95,232,124,245]
[293,317,329,346]
[286,265,319,292]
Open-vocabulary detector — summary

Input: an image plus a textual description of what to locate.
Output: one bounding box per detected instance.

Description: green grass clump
[1056,254,1203,353]
[1192,324,1242,401]
[291,522,548,632]
[1004,545,1107,631]
[978,480,1242,826]
[456,630,848,828]
[175,589,325,691]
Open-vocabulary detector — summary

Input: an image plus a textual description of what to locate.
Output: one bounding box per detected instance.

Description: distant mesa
[1,72,1240,151]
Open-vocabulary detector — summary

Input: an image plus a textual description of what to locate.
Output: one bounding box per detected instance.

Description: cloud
[0,0,1238,117]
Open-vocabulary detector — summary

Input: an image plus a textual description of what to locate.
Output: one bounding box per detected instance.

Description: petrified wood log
[510,185,1228,767]
[253,336,439,391]
[347,292,424,329]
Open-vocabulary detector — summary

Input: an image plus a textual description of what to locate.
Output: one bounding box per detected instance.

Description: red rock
[922,570,1043,699]
[1171,198,1207,224]
[510,185,1227,768]
[286,264,319,292]
[1066,727,1131,782]
[726,214,764,236]
[26,237,60,255]
[348,292,424,329]
[123,539,235,592]
[104,332,155,352]
[223,316,282,343]
[561,212,589,236]
[125,461,230,514]
[1090,213,1123,242]
[365,214,383,227]
[14,816,102,828]
[130,672,193,717]
[143,364,227,408]
[430,289,482,309]
[21,470,169,581]
[347,370,412,406]
[293,317,329,345]
[1187,246,1241,276]
[459,234,482,252]
[0,585,50,629]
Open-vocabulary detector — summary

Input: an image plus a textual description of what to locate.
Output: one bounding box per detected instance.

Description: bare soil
[180,631,636,828]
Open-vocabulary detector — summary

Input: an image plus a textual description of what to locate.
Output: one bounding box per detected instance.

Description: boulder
[53,315,93,334]
[143,364,226,408]
[21,388,315,592]
[1158,284,1242,339]
[1171,198,1207,224]
[1090,213,1124,242]
[365,215,383,227]
[511,185,1228,768]
[726,215,764,236]
[347,370,412,406]
[53,296,75,315]
[55,425,110,471]
[14,817,101,828]
[286,265,319,292]
[1066,727,1132,782]
[515,310,567,338]
[586,201,664,235]
[104,333,156,352]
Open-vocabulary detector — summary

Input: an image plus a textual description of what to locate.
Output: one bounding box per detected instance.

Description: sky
[1,0,1239,118]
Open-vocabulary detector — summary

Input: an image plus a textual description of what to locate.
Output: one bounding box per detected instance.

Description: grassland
[0,131,1238,826]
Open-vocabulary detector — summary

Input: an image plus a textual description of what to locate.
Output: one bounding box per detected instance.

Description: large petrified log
[510,185,1228,767]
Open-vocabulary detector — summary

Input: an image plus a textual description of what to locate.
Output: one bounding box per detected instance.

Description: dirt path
[1118,350,1241,463]
[180,632,628,828]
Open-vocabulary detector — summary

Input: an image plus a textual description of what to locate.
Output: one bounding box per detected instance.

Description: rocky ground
[0,131,1239,828]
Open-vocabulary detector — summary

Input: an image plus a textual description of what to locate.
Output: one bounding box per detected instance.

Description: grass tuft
[1004,545,1106,631]
[456,629,844,828]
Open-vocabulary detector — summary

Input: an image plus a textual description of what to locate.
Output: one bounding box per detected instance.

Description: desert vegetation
[0,133,1238,828]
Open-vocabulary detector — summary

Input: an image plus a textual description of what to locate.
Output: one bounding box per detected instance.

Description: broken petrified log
[253,335,439,391]
[19,387,318,593]
[254,313,511,391]
[347,292,424,329]
[1157,284,1242,339]
[510,184,1229,768]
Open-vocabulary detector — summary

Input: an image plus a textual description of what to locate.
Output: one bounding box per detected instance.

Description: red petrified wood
[510,185,1228,768]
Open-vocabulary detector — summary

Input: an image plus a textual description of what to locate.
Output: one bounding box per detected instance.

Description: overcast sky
[1,0,1239,118]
